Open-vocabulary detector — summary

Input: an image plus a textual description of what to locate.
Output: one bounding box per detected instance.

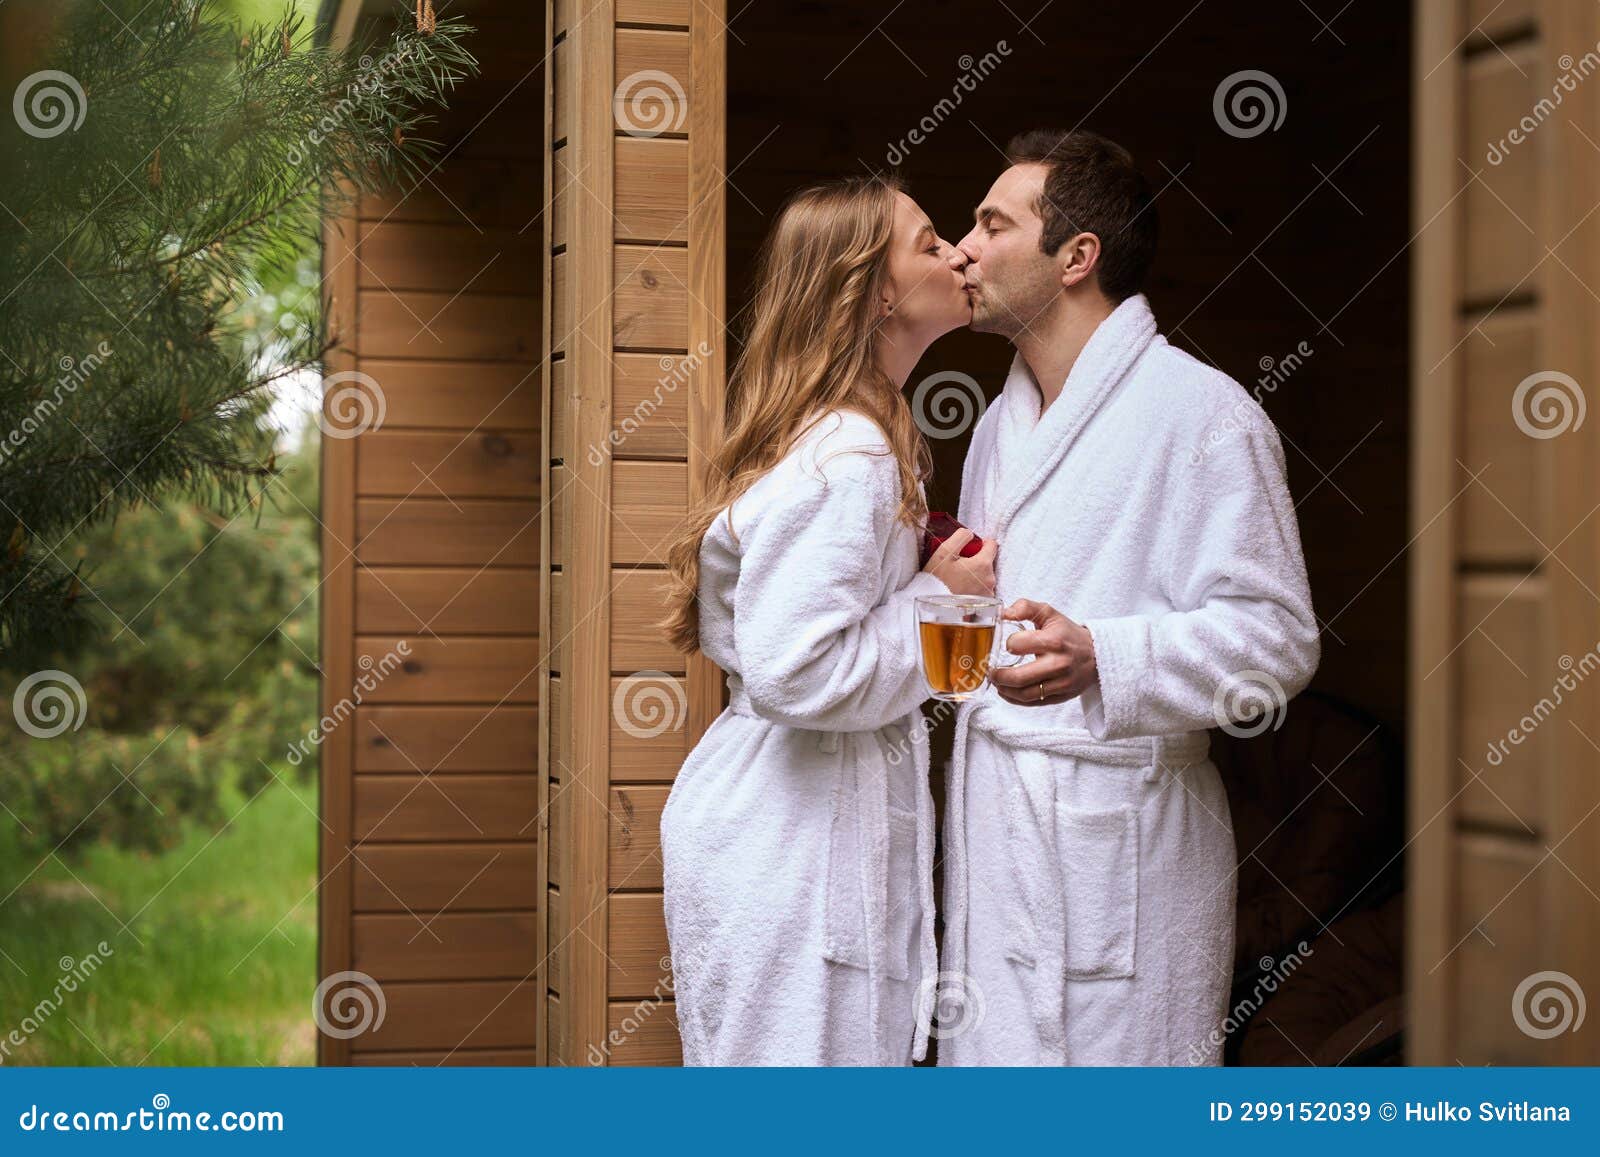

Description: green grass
[0,774,318,1066]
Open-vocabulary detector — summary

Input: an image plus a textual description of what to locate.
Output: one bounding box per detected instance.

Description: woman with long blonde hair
[659,176,996,1065]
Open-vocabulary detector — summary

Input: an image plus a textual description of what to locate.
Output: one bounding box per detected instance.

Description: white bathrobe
[939,294,1320,1066]
[660,409,946,1066]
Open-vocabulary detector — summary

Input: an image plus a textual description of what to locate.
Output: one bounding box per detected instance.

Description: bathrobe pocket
[883,807,919,982]
[1057,803,1138,979]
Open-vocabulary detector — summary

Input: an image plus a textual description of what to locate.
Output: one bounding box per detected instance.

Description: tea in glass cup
[914,595,1025,701]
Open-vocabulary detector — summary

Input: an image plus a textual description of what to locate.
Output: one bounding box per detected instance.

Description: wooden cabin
[315,0,1600,1066]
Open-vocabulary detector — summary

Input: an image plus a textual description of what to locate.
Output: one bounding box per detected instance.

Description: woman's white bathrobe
[660,410,947,1066]
[939,294,1320,1066]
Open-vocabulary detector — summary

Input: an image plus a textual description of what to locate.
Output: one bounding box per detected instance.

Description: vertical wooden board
[551,252,571,353]
[549,675,568,777]
[1408,0,1465,1066]
[552,34,572,145]
[1458,308,1543,562]
[550,357,573,462]
[552,144,573,252]
[319,201,360,1067]
[1455,575,1549,830]
[547,779,569,889]
[1540,0,1600,1064]
[613,245,689,349]
[609,786,668,888]
[550,569,571,677]
[684,0,729,744]
[549,464,571,564]
[1462,47,1540,303]
[615,137,689,242]
[612,460,688,563]
[546,993,568,1064]
[547,886,568,993]
[557,0,616,1066]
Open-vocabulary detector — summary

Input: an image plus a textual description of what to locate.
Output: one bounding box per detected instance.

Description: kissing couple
[657,128,1320,1066]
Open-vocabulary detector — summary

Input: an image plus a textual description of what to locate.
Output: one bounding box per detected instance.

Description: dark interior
[727,0,1413,1064]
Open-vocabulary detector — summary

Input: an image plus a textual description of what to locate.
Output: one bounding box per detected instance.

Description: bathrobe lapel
[986,294,1160,542]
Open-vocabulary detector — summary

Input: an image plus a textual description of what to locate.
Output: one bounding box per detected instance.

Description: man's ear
[1057,232,1102,290]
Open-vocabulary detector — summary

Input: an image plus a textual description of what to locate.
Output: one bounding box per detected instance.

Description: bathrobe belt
[724,678,938,1065]
[945,699,1211,1061]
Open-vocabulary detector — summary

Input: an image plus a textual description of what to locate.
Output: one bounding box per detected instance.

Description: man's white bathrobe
[940,293,1320,1066]
[661,410,946,1066]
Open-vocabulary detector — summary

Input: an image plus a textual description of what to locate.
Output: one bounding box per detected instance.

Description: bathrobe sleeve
[1078,405,1321,740]
[732,444,949,733]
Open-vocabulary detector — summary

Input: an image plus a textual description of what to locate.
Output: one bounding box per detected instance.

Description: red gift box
[920,511,984,568]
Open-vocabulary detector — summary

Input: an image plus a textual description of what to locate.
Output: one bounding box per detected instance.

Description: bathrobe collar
[986,293,1160,539]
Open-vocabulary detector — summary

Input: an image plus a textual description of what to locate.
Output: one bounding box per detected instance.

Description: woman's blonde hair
[662,174,932,654]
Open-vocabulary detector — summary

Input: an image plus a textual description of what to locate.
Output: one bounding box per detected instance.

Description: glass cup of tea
[914,594,1029,702]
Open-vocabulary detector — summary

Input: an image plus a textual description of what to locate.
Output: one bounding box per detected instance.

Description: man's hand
[990,599,1098,707]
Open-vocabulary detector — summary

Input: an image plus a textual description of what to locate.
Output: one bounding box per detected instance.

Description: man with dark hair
[935,130,1321,1065]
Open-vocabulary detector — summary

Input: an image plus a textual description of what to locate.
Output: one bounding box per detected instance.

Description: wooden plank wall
[543,0,724,1066]
[320,0,546,1066]
[1410,0,1600,1064]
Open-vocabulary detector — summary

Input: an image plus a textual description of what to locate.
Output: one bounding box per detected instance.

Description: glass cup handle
[993,619,1035,668]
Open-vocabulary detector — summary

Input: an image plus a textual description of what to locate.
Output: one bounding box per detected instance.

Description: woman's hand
[923,528,997,596]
